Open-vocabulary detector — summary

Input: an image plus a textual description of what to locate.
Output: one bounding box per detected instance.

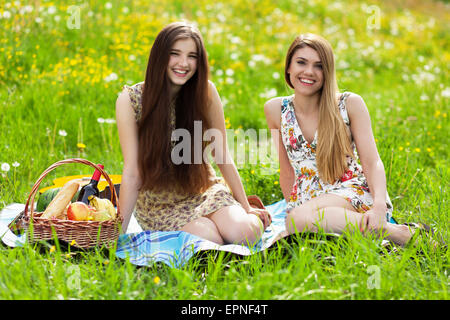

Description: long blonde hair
[284,34,354,184]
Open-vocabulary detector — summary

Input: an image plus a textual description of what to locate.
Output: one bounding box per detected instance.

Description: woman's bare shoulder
[264,97,284,129]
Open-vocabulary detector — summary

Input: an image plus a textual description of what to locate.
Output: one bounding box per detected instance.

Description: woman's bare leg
[285,194,412,245]
[208,205,264,246]
[180,216,225,245]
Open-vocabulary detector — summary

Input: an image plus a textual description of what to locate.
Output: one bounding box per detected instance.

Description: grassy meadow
[0,0,448,300]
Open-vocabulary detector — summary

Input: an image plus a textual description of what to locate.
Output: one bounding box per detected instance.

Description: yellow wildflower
[49,246,56,253]
[70,240,77,246]
[77,142,86,151]
[153,276,161,285]
[414,148,421,153]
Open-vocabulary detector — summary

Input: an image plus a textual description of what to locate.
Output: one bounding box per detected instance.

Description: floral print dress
[122,82,241,231]
[280,93,393,221]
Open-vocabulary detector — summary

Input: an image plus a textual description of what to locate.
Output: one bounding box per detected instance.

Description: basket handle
[23,158,120,219]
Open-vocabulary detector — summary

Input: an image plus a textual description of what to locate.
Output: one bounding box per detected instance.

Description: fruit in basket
[36,187,80,212]
[41,180,80,219]
[90,210,112,222]
[67,202,92,221]
[88,196,116,220]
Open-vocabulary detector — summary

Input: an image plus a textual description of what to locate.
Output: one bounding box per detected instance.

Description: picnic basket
[20,158,122,249]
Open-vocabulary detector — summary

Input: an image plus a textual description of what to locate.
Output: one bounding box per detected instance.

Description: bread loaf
[41,180,80,219]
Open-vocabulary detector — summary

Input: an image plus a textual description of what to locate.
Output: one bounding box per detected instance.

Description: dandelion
[1,162,10,172]
[70,239,77,246]
[272,72,280,80]
[399,146,404,151]
[97,118,105,124]
[2,11,12,19]
[434,110,441,117]
[259,88,277,99]
[274,181,279,185]
[105,2,113,9]
[104,72,118,82]
[426,148,432,153]
[225,69,234,76]
[58,130,67,137]
[441,87,450,98]
[414,148,421,153]
[105,119,116,124]
[103,260,110,265]
[153,276,161,285]
[49,246,56,253]
[12,162,20,168]
[47,6,57,14]
[77,142,86,151]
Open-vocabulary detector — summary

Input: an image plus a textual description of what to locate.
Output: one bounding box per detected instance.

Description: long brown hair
[285,34,354,184]
[138,22,213,194]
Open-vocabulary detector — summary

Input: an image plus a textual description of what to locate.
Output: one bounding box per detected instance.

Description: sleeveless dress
[280,92,393,221]
[123,82,241,231]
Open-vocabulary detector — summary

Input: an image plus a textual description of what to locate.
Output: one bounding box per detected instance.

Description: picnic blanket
[1,200,397,268]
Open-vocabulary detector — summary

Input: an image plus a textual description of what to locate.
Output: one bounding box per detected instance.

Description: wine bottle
[77,164,104,204]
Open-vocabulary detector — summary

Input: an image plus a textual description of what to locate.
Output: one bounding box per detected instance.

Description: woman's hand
[247,207,272,230]
[360,207,387,234]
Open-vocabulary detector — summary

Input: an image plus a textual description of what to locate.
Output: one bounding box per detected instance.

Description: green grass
[0,0,448,300]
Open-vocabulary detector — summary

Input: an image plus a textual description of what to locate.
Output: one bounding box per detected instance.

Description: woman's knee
[285,206,316,234]
[233,215,264,245]
[209,206,263,245]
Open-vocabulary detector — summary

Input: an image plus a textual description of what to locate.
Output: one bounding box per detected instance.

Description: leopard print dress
[122,82,241,231]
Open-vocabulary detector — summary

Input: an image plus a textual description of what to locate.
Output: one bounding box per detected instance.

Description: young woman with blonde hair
[264,33,421,245]
[116,22,271,245]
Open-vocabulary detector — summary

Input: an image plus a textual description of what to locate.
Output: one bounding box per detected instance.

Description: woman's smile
[167,38,198,88]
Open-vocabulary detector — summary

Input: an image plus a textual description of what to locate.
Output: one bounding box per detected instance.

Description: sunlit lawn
[0,0,448,300]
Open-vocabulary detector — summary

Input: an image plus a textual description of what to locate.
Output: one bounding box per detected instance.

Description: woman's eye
[315,64,323,69]
[297,60,305,65]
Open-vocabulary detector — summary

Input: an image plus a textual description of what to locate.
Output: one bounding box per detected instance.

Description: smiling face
[287,46,324,97]
[166,38,198,90]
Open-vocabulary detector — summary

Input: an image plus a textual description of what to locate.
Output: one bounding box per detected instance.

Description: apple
[67,202,91,221]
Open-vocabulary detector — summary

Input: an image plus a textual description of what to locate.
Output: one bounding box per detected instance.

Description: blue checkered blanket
[116,200,288,268]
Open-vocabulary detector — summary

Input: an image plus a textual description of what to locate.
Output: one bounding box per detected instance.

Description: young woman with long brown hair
[116,22,271,245]
[264,33,424,246]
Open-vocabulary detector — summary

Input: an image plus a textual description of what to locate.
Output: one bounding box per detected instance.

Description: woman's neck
[169,83,181,101]
[292,92,320,115]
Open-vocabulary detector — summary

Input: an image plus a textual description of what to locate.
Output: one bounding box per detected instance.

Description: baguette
[41,180,80,219]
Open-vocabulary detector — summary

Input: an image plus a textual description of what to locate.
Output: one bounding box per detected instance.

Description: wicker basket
[20,158,122,249]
